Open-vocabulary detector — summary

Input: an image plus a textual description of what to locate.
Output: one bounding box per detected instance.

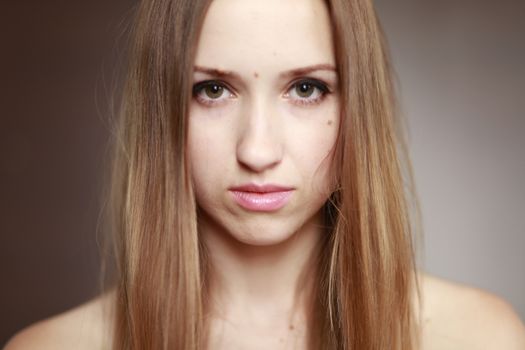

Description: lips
[228,184,294,212]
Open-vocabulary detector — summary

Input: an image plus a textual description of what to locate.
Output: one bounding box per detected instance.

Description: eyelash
[285,78,331,106]
[192,81,235,107]
[191,78,331,107]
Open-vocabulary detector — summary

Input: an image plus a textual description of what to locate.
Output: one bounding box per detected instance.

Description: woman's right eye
[192,81,234,106]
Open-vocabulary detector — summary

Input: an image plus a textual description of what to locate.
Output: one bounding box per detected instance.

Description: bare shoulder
[419,273,525,350]
[4,290,115,350]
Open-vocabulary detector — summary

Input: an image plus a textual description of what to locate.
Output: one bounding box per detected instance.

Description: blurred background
[1,0,524,345]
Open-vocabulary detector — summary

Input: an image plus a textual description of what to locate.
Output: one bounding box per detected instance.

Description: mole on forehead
[254,72,259,78]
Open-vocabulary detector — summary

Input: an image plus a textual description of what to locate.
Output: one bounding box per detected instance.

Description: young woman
[6,0,525,349]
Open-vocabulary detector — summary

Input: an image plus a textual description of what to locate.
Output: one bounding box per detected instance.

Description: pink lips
[229,184,294,212]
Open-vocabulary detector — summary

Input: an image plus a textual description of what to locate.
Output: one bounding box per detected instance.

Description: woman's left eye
[285,79,330,106]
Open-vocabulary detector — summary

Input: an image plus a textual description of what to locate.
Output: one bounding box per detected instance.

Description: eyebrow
[193,66,242,80]
[193,63,337,80]
[279,64,337,79]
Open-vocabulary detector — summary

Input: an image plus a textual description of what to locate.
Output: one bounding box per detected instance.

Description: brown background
[0,0,134,344]
[1,0,524,346]
[378,0,525,324]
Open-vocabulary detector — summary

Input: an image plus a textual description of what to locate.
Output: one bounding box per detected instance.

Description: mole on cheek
[327,120,333,126]
[253,72,259,78]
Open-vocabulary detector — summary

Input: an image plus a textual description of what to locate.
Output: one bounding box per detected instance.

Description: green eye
[295,82,315,98]
[193,80,234,106]
[204,84,224,99]
[286,79,330,106]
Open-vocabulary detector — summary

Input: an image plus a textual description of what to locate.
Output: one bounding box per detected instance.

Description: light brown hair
[104,0,421,348]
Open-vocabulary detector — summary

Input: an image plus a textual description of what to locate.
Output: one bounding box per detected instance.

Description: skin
[188,0,338,347]
[4,0,525,349]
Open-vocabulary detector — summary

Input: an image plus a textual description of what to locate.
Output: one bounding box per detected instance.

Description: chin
[229,226,297,247]
[224,211,321,247]
[197,201,325,248]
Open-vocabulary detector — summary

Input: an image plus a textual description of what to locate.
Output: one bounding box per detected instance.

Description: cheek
[188,120,219,195]
[188,128,210,183]
[305,134,337,192]
[189,108,220,164]
[288,109,339,191]
[187,110,236,201]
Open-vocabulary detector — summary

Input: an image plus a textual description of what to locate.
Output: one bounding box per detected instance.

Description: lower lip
[230,190,294,212]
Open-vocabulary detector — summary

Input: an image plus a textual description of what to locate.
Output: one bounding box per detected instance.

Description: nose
[236,100,283,173]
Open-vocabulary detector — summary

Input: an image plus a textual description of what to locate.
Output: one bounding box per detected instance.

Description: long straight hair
[105,0,421,348]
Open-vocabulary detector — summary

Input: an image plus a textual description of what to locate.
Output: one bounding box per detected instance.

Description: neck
[199,212,324,320]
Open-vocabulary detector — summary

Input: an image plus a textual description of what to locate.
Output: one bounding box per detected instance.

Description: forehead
[194,0,335,72]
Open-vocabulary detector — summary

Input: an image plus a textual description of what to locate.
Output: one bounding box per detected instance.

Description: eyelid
[192,80,237,96]
[282,77,332,107]
[192,80,237,107]
[284,77,331,96]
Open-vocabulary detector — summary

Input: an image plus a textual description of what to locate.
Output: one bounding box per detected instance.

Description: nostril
[236,147,282,173]
[236,135,283,173]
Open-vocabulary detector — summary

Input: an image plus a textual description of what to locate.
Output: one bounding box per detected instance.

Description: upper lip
[229,183,295,193]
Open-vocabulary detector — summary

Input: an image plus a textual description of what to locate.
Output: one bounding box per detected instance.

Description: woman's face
[188,0,339,246]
